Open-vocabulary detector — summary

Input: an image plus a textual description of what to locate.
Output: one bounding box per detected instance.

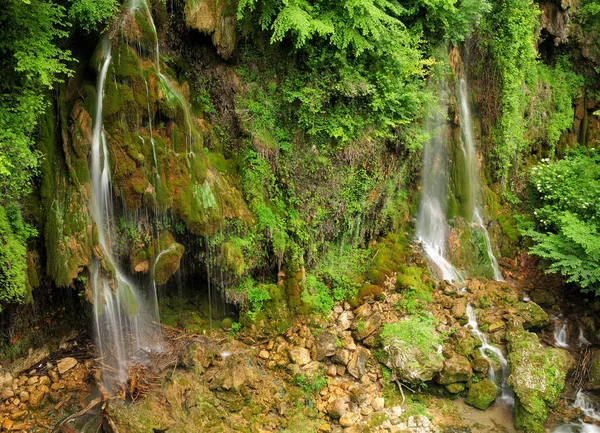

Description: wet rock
[315,331,337,361]
[453,329,480,357]
[436,354,472,385]
[347,347,370,379]
[183,0,237,58]
[451,299,467,321]
[153,239,184,285]
[289,346,312,366]
[57,357,78,374]
[465,379,496,410]
[472,357,490,374]
[328,398,347,419]
[352,312,382,341]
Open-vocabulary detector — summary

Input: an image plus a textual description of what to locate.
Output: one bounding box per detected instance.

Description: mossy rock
[588,350,600,386]
[513,301,549,329]
[153,236,184,285]
[465,379,497,410]
[506,324,574,433]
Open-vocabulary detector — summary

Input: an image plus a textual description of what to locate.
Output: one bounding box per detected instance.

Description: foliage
[237,0,492,148]
[68,0,119,32]
[236,277,272,321]
[294,373,328,395]
[524,148,600,294]
[301,274,335,314]
[380,313,439,353]
[0,204,36,311]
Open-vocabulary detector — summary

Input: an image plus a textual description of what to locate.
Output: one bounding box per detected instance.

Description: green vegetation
[525,148,600,295]
[381,313,440,353]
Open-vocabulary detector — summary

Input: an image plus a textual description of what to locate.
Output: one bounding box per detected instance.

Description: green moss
[465,379,496,410]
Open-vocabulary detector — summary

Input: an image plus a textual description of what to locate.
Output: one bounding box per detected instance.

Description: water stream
[416,83,463,283]
[457,78,503,281]
[89,36,162,392]
[553,390,600,432]
[553,316,569,348]
[466,303,514,406]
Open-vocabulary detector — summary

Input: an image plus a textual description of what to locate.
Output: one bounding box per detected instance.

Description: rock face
[506,324,574,433]
[289,346,311,366]
[183,0,237,58]
[465,379,497,410]
[352,311,382,341]
[347,347,370,379]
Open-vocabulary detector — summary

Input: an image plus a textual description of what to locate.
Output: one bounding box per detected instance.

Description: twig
[51,397,103,433]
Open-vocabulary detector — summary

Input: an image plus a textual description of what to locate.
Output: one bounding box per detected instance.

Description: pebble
[57,357,78,375]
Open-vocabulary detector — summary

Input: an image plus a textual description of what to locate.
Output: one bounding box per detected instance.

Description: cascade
[416,82,463,282]
[89,26,163,392]
[456,77,503,281]
[579,326,590,346]
[466,303,514,406]
[553,316,569,348]
[553,390,600,432]
[416,50,503,282]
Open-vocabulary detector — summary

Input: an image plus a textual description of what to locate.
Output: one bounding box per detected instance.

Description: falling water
[90,40,161,393]
[466,303,514,406]
[416,84,463,282]
[552,390,600,432]
[579,327,590,346]
[457,78,503,281]
[553,317,569,348]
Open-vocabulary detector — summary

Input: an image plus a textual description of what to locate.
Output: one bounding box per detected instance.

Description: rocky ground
[1,266,599,433]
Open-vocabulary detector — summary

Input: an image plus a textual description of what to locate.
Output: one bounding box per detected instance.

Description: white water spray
[416,87,463,282]
[90,39,162,393]
[553,317,569,348]
[466,303,514,406]
[457,78,503,281]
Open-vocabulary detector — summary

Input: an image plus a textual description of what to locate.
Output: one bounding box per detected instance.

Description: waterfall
[90,38,162,393]
[416,84,463,282]
[456,78,503,281]
[579,326,590,347]
[553,390,600,432]
[466,303,514,406]
[553,317,569,348]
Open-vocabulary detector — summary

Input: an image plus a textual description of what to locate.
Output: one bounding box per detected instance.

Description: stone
[445,382,466,394]
[288,346,311,366]
[506,323,575,433]
[347,347,370,379]
[472,358,490,374]
[26,376,38,386]
[338,311,354,330]
[332,349,350,366]
[29,387,48,408]
[17,391,28,403]
[328,398,347,419]
[327,364,337,377]
[38,376,50,386]
[48,370,59,383]
[315,331,337,361]
[451,299,467,320]
[340,334,356,351]
[2,418,13,431]
[437,354,472,385]
[352,312,382,341]
[465,379,496,410]
[371,397,385,411]
[1,389,14,401]
[258,350,270,359]
[513,302,549,329]
[153,240,184,285]
[339,412,359,428]
[57,357,78,375]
